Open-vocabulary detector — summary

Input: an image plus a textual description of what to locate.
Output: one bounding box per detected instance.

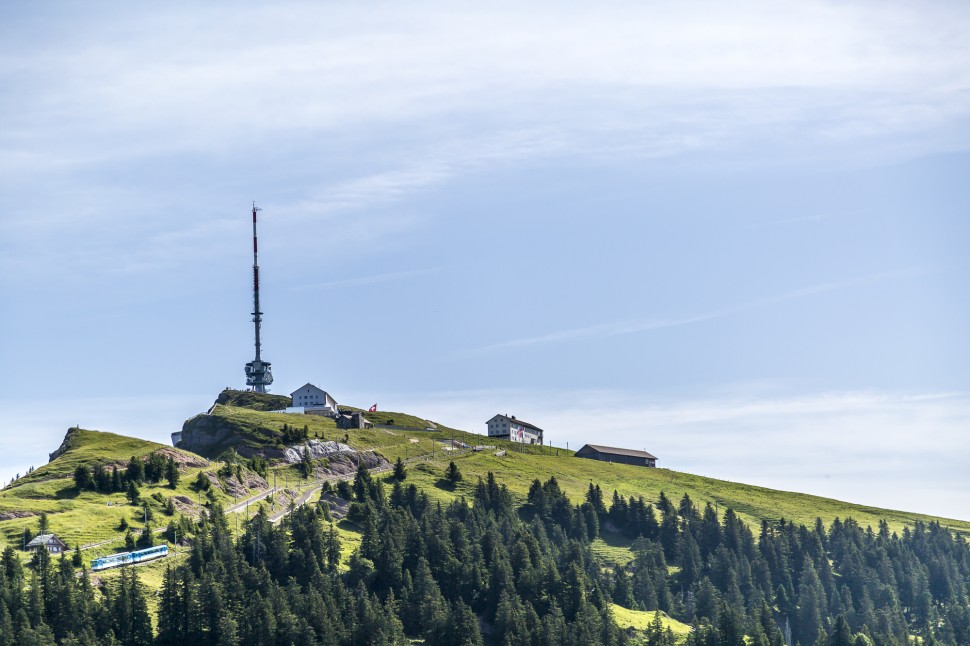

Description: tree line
[3,464,970,644]
[73,452,180,496]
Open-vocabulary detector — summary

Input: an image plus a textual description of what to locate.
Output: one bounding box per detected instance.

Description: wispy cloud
[462,268,931,355]
[2,1,969,281]
[277,129,566,221]
[3,1,969,174]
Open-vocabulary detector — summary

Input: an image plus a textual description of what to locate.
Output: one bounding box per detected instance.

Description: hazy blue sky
[2,1,968,519]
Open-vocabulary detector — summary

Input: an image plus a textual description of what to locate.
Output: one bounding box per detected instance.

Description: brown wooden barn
[574,444,657,467]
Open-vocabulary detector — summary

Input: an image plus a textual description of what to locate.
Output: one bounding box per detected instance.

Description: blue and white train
[91,544,169,572]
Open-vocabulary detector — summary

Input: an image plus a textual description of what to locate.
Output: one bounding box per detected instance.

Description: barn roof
[489,414,544,432]
[291,383,337,401]
[26,534,66,548]
[581,444,657,460]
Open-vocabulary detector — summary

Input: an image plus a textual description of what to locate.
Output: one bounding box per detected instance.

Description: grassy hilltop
[6,395,968,556]
[2,394,969,643]
[0,428,219,550]
[181,395,970,536]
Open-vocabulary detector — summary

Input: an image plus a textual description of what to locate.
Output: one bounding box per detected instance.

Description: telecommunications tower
[244,202,273,393]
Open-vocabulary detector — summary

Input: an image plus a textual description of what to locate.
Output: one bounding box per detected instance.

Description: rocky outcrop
[48,427,83,462]
[236,440,387,475]
[237,439,351,463]
[178,413,244,458]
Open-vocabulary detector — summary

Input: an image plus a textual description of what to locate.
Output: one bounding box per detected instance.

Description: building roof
[26,534,66,548]
[290,383,337,402]
[580,444,657,460]
[489,414,544,433]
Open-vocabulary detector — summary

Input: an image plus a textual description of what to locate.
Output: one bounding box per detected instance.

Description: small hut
[27,534,68,554]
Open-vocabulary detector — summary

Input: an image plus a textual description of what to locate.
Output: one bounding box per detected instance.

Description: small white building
[486,414,544,445]
[290,383,339,416]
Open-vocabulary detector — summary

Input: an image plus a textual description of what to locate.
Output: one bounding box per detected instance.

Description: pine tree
[126,480,141,505]
[299,446,314,479]
[166,457,180,489]
[613,565,637,609]
[796,560,826,646]
[446,461,462,486]
[126,456,144,483]
[828,615,854,646]
[393,457,406,480]
[0,603,13,646]
[73,465,92,491]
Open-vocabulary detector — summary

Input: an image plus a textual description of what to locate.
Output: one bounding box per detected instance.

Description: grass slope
[215,388,291,412]
[610,605,692,643]
[393,449,970,537]
[0,427,257,552]
[6,400,970,582]
[183,403,475,459]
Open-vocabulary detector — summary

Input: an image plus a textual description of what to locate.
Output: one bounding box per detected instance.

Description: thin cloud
[462,268,930,356]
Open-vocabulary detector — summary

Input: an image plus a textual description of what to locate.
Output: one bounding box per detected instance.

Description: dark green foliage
[91,462,111,492]
[144,451,168,483]
[125,479,141,505]
[73,464,91,490]
[108,567,153,645]
[126,455,145,483]
[4,468,970,645]
[336,479,354,500]
[393,456,406,480]
[166,456,180,488]
[643,611,677,646]
[193,471,211,492]
[247,455,268,478]
[298,445,314,479]
[445,460,462,485]
[279,422,310,444]
[137,521,155,548]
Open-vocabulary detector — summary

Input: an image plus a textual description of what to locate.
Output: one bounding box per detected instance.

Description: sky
[1,1,968,519]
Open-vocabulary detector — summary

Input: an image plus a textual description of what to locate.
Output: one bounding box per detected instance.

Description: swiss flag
[368,404,377,412]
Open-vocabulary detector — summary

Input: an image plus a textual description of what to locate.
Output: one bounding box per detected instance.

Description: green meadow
[3,400,969,577]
